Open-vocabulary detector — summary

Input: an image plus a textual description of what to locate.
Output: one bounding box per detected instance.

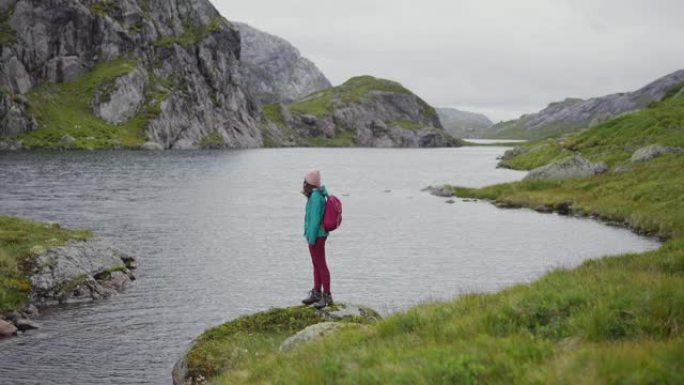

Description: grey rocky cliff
[235,22,331,104]
[437,107,493,138]
[487,70,684,139]
[0,0,262,149]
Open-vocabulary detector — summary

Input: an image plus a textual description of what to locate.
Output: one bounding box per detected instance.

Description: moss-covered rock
[173,304,381,385]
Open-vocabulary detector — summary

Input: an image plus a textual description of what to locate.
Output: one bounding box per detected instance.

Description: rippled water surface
[0,148,660,385]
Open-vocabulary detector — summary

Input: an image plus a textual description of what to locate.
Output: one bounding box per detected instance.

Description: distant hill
[486,70,684,140]
[436,108,493,138]
[235,22,331,104]
[262,75,461,147]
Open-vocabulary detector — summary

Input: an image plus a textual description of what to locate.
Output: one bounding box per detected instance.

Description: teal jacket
[304,185,329,245]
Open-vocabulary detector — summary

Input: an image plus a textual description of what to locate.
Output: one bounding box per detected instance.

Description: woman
[301,169,333,309]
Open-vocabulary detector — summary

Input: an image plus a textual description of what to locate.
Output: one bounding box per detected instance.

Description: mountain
[0,0,452,150]
[436,107,493,138]
[261,75,461,147]
[235,22,331,104]
[0,0,262,150]
[487,70,684,140]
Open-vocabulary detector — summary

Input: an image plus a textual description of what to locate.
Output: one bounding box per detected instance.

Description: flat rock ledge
[1,238,136,338]
[524,154,607,180]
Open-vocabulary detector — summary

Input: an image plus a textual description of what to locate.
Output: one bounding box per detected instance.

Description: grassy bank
[185,91,684,384]
[0,215,91,313]
[499,96,684,170]
[451,154,683,240]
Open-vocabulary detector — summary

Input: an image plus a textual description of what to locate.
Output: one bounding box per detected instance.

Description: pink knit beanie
[305,169,321,187]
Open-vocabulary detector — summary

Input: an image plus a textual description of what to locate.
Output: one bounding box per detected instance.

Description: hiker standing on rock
[301,169,342,309]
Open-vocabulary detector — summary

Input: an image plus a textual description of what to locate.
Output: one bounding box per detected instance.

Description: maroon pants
[308,237,330,293]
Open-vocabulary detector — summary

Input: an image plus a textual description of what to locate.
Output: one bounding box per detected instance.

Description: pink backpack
[323,195,342,232]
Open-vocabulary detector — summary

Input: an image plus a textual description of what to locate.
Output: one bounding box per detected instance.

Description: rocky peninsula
[0,214,136,339]
[261,76,461,148]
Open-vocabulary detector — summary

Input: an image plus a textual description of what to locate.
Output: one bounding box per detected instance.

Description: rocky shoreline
[0,238,136,339]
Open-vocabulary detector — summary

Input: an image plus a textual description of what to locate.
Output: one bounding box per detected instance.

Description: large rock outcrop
[436,107,493,138]
[1,236,136,338]
[29,238,137,306]
[524,154,607,180]
[0,0,262,149]
[487,70,684,139]
[630,144,684,163]
[264,76,461,148]
[235,22,331,104]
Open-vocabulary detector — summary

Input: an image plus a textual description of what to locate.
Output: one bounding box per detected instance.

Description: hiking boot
[314,292,333,309]
[302,290,321,305]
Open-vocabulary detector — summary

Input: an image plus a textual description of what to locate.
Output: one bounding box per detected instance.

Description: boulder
[316,303,382,323]
[630,144,684,162]
[525,154,608,180]
[140,141,164,151]
[279,322,349,352]
[500,146,527,160]
[0,92,37,136]
[29,238,136,306]
[15,318,39,331]
[60,135,76,144]
[0,319,18,338]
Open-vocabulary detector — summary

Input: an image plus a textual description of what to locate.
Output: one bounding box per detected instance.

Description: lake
[0,147,660,385]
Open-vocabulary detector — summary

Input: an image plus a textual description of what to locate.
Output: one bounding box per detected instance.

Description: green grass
[153,17,223,48]
[388,119,424,130]
[186,91,684,384]
[300,129,356,147]
[185,306,380,384]
[0,8,16,45]
[8,58,171,150]
[499,96,684,170]
[261,103,287,128]
[88,0,120,17]
[289,75,435,119]
[199,131,225,149]
[0,214,91,313]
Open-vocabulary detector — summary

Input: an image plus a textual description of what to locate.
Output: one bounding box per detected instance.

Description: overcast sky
[213,0,684,121]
